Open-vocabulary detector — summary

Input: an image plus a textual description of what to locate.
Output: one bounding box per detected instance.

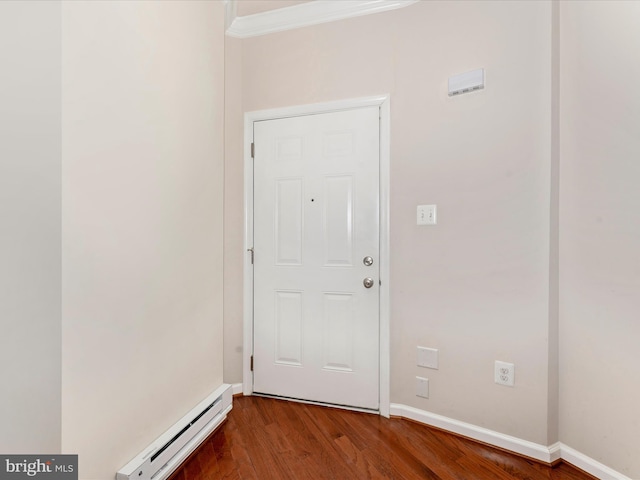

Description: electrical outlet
[416,376,429,398]
[495,361,515,387]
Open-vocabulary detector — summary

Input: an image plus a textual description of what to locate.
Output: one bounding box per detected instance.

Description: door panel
[253,106,380,410]
[322,292,355,372]
[323,175,354,266]
[275,178,303,265]
[274,290,303,366]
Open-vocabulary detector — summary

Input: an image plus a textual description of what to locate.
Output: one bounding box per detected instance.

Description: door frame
[242,95,391,417]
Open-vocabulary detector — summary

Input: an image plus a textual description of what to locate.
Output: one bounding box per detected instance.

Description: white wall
[559,1,640,478]
[229,0,555,445]
[61,2,225,478]
[0,0,62,454]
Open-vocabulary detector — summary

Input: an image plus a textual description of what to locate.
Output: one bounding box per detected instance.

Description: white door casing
[243,95,391,416]
[253,107,379,410]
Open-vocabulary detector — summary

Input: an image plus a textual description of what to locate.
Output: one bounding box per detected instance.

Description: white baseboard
[232,383,243,395]
[390,403,632,480]
[390,403,554,463]
[559,443,632,480]
[548,441,562,464]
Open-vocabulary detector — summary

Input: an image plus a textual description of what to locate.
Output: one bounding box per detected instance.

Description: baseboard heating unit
[116,384,232,480]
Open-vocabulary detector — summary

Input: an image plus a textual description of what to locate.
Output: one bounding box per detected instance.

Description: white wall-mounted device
[448,68,485,96]
[417,205,437,226]
[116,384,232,480]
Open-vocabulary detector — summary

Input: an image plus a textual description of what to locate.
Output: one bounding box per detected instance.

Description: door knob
[363,277,374,288]
[363,256,374,266]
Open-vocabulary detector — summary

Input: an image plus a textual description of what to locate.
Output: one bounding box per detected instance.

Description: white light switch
[417,205,437,226]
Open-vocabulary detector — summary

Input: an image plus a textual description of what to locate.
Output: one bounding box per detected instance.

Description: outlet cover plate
[416,376,429,398]
[495,361,515,387]
[417,347,439,369]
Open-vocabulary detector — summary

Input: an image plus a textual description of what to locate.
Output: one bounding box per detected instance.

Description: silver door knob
[363,256,374,266]
[363,277,374,288]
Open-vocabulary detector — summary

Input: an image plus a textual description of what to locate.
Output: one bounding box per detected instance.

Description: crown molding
[224,0,237,31]
[226,0,419,39]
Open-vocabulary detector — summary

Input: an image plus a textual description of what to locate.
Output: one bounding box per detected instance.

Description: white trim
[226,0,418,38]
[390,403,555,463]
[378,98,391,418]
[242,105,255,397]
[548,441,562,464]
[232,383,243,396]
[223,0,236,31]
[390,404,633,479]
[243,95,392,418]
[559,443,633,480]
[244,95,390,123]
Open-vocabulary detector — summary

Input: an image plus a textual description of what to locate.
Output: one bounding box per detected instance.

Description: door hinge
[247,247,254,264]
[250,355,254,372]
[251,142,255,159]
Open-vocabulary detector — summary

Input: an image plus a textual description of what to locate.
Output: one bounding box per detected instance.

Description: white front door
[252,106,380,410]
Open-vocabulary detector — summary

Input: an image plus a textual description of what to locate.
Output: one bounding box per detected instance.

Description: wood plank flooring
[170,395,595,480]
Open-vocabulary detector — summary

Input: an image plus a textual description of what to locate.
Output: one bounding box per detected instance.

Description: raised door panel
[275,178,303,265]
[274,291,303,366]
[322,175,354,267]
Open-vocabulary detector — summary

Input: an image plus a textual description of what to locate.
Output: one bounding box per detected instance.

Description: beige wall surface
[224,35,245,383]
[61,2,225,478]
[547,0,561,446]
[559,1,640,478]
[229,0,554,444]
[0,0,62,454]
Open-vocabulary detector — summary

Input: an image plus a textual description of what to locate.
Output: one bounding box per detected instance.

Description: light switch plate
[417,205,437,226]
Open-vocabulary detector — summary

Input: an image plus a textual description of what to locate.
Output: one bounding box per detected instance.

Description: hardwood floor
[170,396,595,480]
